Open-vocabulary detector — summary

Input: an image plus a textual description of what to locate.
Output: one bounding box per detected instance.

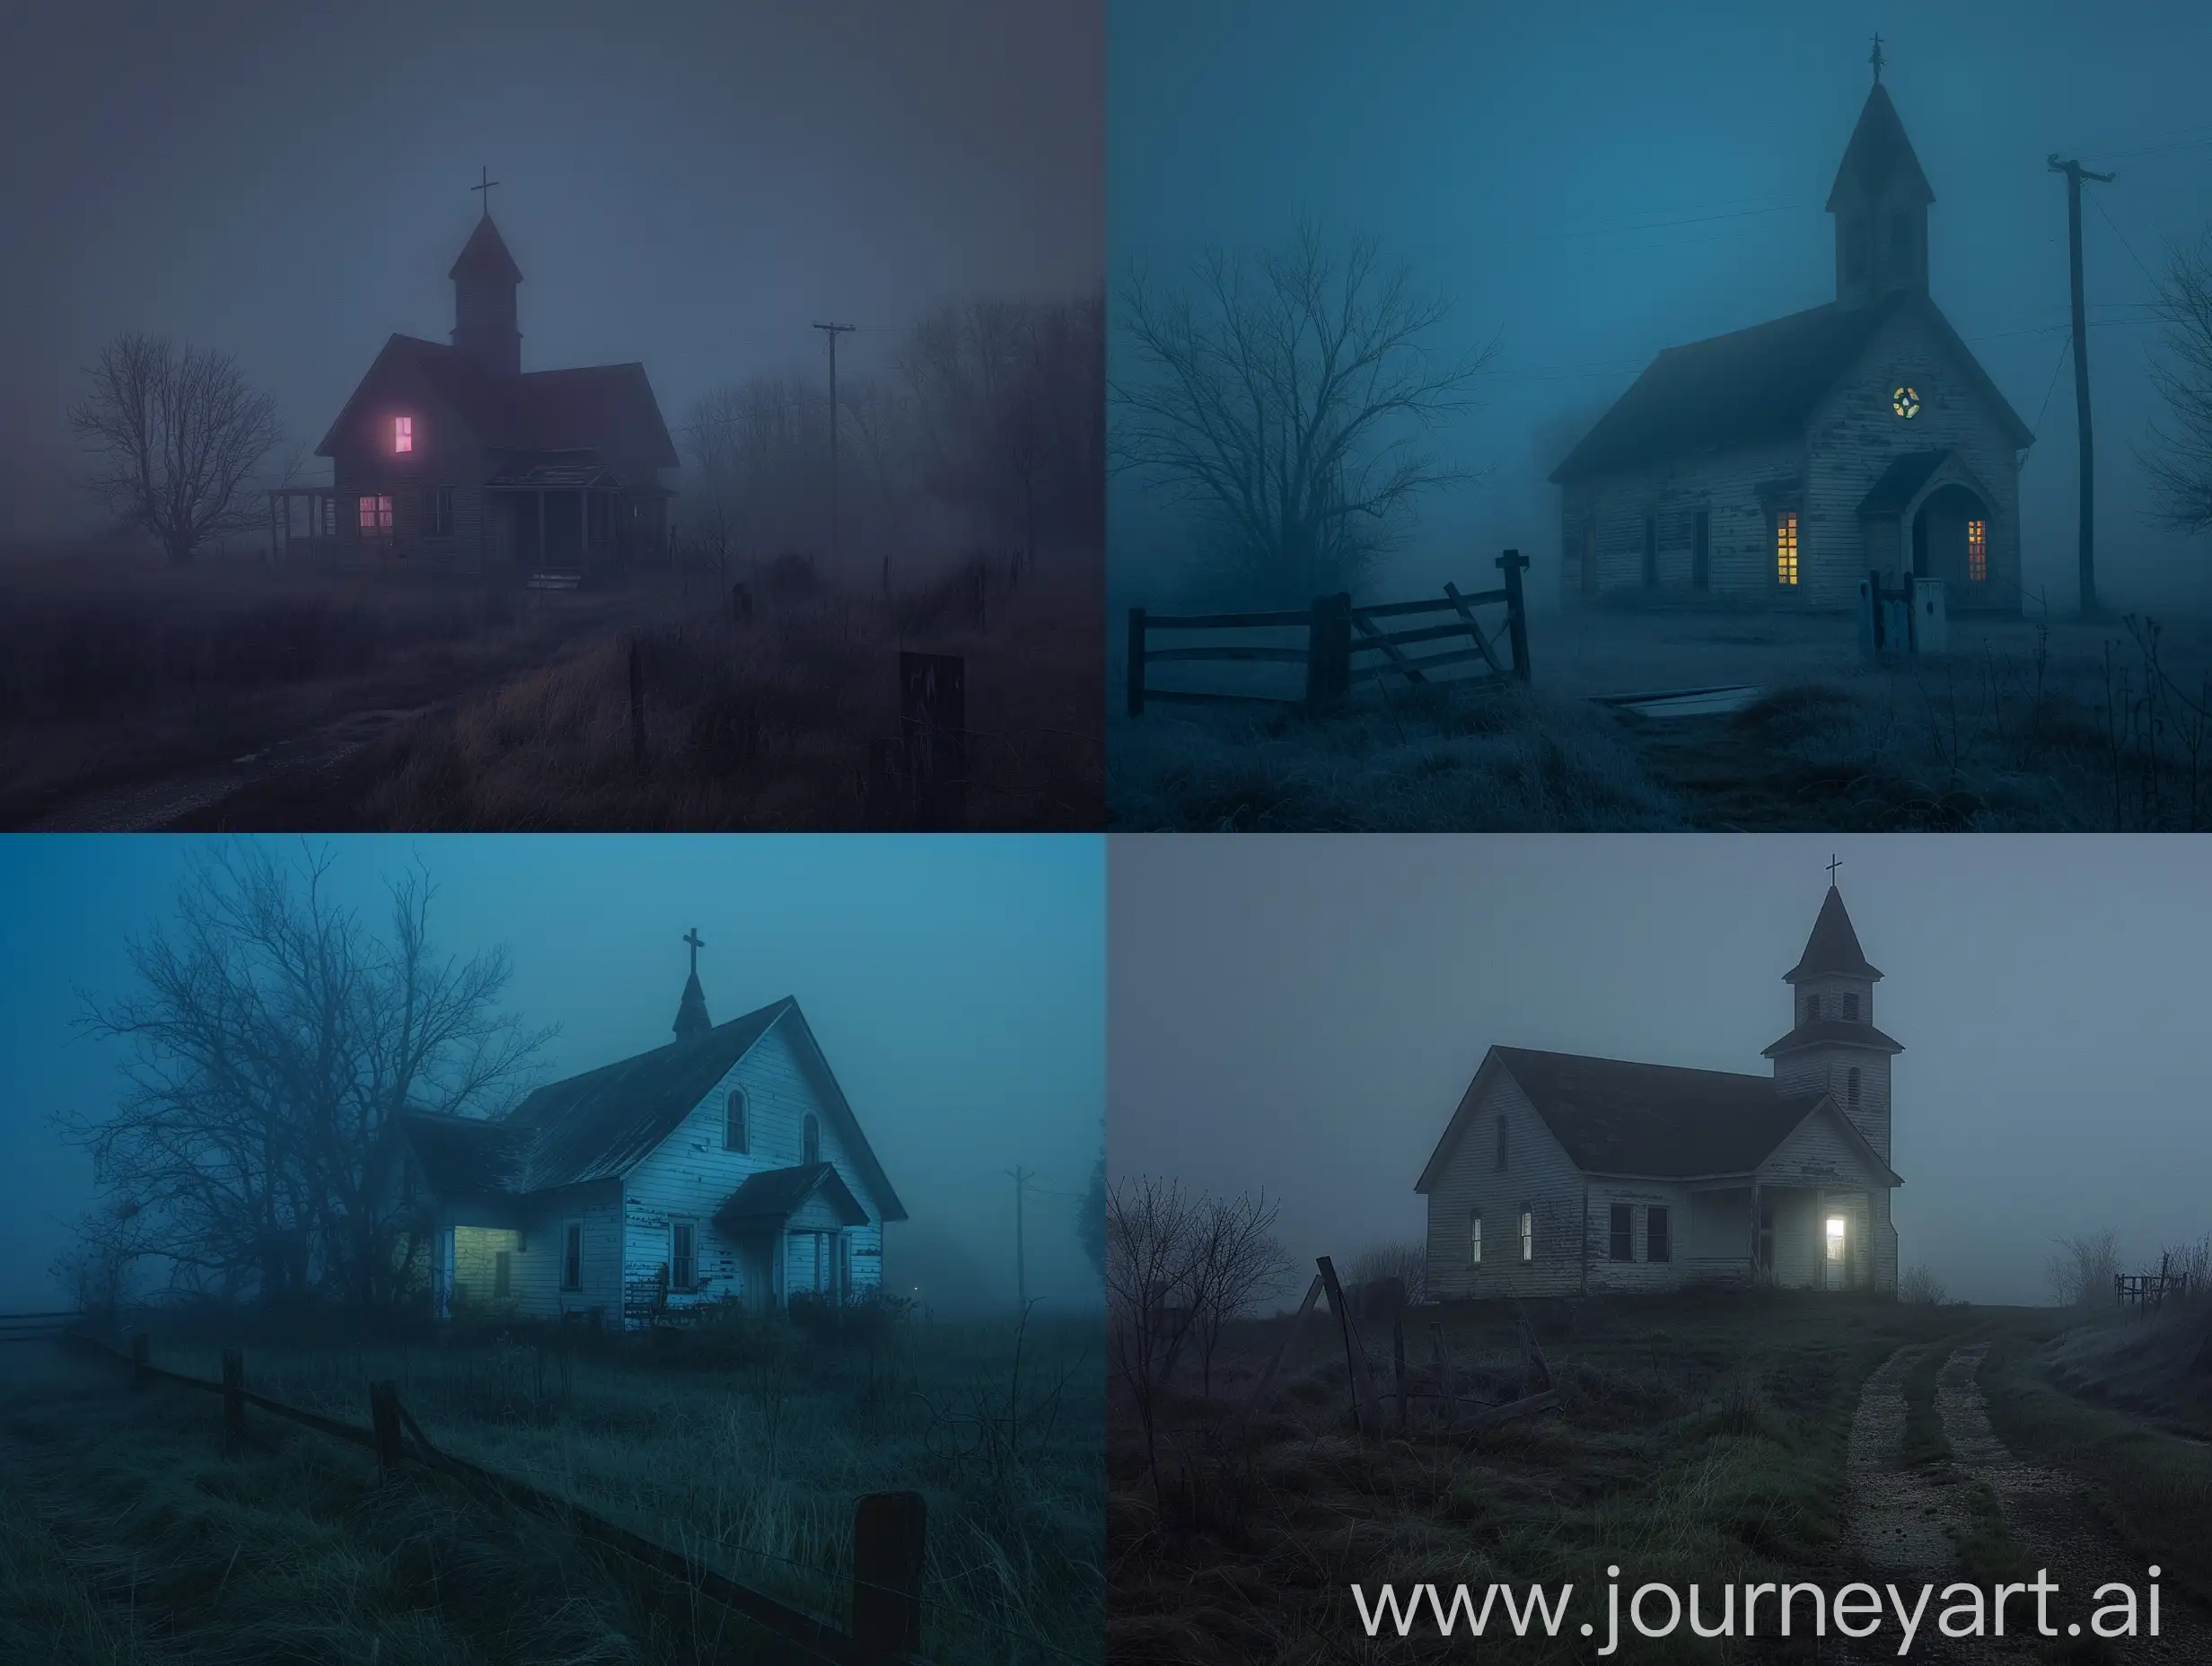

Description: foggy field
[0,548,630,830]
[0,1311,1103,1665]
[4,548,1102,831]
[1110,609,2212,830]
[1107,1293,2212,1666]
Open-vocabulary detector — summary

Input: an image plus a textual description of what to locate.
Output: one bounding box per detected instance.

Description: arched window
[723,1088,749,1153]
[1843,993,1859,1022]
[1495,1115,1509,1171]
[803,1112,820,1166]
[1468,1212,1482,1267]
[1848,1068,1862,1111]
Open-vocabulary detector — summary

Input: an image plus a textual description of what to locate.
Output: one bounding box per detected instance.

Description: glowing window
[1518,1209,1534,1263]
[1825,1215,1848,1263]
[1967,518,1988,582]
[1468,1212,1482,1267]
[1775,511,1799,586]
[1892,387,1919,419]
[357,495,392,536]
[394,416,413,453]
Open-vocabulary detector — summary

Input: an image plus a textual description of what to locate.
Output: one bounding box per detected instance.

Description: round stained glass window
[1892,386,1920,419]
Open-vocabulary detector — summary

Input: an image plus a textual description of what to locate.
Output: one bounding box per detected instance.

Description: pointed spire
[672,927,711,1043]
[1825,80,1936,212]
[448,214,523,284]
[1785,885,1883,984]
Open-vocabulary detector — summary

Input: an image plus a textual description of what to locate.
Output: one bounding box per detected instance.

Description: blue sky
[0,835,1105,1313]
[1110,0,2212,609]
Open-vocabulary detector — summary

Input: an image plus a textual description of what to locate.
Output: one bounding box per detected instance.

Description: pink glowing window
[394,416,413,454]
[358,495,392,536]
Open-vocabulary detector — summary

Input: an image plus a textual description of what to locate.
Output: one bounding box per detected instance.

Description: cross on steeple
[1868,32,1884,84]
[1828,853,1843,886]
[683,926,705,975]
[471,164,498,218]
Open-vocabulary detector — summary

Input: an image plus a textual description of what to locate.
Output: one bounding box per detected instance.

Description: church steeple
[1764,871,1901,1162]
[1827,50,1935,310]
[672,927,711,1044]
[450,173,522,376]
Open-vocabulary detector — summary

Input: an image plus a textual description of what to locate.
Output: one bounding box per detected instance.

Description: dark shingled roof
[1786,886,1883,983]
[315,337,680,469]
[449,214,524,284]
[1486,1048,1827,1177]
[500,998,794,1191]
[1549,294,1909,482]
[1857,450,1950,515]
[1763,1019,1905,1059]
[398,1110,519,1195]
[1826,83,1935,211]
[714,1164,869,1234]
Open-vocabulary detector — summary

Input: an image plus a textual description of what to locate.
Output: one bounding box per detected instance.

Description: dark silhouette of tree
[2145,230,2212,532]
[61,842,552,1311]
[1116,221,1490,601]
[69,331,285,565]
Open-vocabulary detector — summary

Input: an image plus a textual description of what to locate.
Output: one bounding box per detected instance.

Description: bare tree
[1106,1174,1201,1494]
[1116,221,1491,601]
[69,331,285,565]
[1348,1240,1427,1308]
[1076,1151,1106,1282]
[2046,1227,2121,1308]
[1184,1190,1289,1397]
[61,842,553,1311]
[2145,230,2212,533]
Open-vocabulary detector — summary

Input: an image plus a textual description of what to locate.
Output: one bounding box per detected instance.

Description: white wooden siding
[620,1020,887,1323]
[1423,1067,1588,1301]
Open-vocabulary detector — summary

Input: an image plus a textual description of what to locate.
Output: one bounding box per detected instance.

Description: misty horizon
[1,0,1102,542]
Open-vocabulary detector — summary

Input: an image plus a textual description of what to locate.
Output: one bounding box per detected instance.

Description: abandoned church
[275,180,678,575]
[1417,881,1901,1298]
[1552,51,2033,613]
[387,933,906,1327]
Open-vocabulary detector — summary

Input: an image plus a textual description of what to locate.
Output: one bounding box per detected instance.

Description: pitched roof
[1481,1048,1829,1177]
[1857,449,1950,514]
[1786,885,1883,982]
[1827,83,1935,211]
[315,337,680,469]
[1549,294,1909,481]
[500,998,794,1190]
[713,1164,869,1233]
[1763,1019,1905,1058]
[449,214,524,284]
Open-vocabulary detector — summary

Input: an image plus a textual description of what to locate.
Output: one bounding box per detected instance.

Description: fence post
[1497,550,1532,682]
[1127,607,1147,716]
[130,1331,149,1390]
[369,1381,404,1483]
[851,1489,926,1662]
[222,1348,245,1444]
[1304,593,1352,709]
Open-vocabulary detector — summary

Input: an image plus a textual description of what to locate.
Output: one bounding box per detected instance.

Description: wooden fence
[0,1309,82,1343]
[57,1328,933,1665]
[1126,550,1532,717]
[2115,1254,2199,1315]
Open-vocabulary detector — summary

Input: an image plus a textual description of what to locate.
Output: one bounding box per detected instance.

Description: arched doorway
[1910,484,1992,592]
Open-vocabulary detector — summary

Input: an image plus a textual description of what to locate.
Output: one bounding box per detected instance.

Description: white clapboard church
[1417,883,1900,1298]
[390,932,906,1326]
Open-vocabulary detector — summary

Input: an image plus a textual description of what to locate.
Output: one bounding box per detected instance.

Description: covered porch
[486,457,672,577]
[268,487,344,563]
[712,1162,871,1311]
[1680,1180,1881,1291]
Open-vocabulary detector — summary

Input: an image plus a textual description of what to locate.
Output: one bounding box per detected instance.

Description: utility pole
[1005,1166,1032,1311]
[2048,155,2117,618]
[812,321,856,574]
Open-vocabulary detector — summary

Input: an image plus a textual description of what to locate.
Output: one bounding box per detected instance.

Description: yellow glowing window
[394,416,413,454]
[1775,511,1800,586]
[1825,1215,1848,1263]
[1967,518,1987,582]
